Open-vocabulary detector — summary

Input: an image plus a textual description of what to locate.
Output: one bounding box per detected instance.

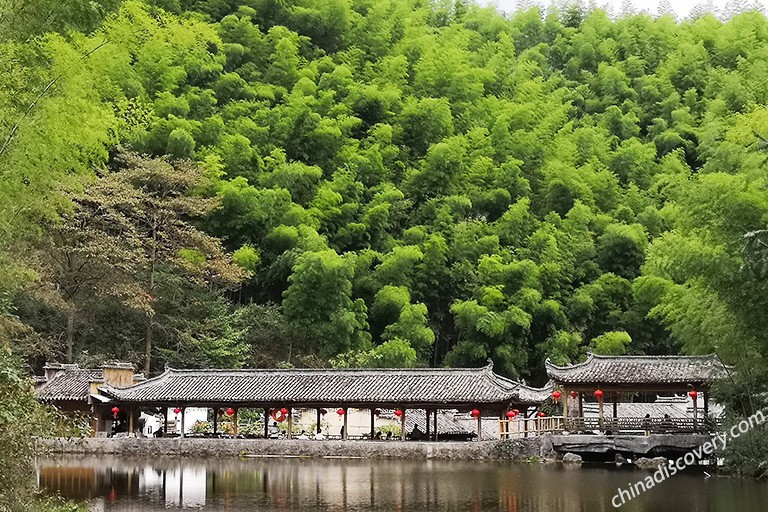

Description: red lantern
[173,407,181,415]
[506,410,516,419]
[688,390,698,399]
[471,408,481,418]
[570,391,578,399]
[594,389,604,400]
[280,407,289,415]
[111,406,120,418]
[537,411,546,417]
[552,391,561,402]
[394,409,403,417]
[226,407,235,416]
[337,408,345,416]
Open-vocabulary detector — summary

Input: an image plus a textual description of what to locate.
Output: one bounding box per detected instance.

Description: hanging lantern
[337,408,345,416]
[320,408,327,416]
[394,409,403,417]
[688,390,698,399]
[594,389,604,400]
[280,407,289,415]
[470,408,481,418]
[552,391,561,402]
[537,411,546,417]
[505,410,516,419]
[570,391,578,399]
[374,409,381,417]
[173,407,181,415]
[111,406,120,418]
[226,407,235,416]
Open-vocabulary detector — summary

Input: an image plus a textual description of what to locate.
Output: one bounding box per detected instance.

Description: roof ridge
[588,353,721,360]
[546,353,721,371]
[164,366,492,374]
[545,353,595,371]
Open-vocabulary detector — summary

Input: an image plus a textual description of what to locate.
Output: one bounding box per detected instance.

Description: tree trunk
[144,316,153,375]
[66,308,75,363]
[143,214,158,375]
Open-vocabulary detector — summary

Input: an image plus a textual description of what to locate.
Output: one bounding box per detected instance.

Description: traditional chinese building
[545,353,728,433]
[35,362,145,434]
[97,363,552,440]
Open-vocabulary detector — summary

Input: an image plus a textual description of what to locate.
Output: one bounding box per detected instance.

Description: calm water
[37,455,768,511]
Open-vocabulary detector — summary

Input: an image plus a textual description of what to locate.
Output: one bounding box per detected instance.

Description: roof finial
[485,358,494,370]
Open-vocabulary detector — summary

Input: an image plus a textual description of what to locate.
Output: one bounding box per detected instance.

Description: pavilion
[545,353,729,433]
[35,362,145,433]
[97,363,552,440]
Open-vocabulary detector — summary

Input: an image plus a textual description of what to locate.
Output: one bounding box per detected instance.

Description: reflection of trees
[39,455,764,511]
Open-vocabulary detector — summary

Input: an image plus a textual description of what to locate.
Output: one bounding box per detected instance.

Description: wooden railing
[499,416,564,438]
[499,416,720,438]
[563,416,719,435]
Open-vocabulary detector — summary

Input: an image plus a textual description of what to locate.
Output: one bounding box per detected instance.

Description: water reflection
[38,455,768,511]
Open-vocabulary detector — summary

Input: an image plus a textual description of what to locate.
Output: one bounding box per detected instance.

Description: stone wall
[38,437,545,460]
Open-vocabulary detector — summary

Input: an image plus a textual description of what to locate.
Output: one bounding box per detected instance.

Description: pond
[37,455,768,511]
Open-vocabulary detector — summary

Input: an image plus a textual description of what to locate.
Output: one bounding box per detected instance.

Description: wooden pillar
[370,409,376,439]
[400,408,406,441]
[234,408,239,436]
[128,407,135,437]
[433,409,438,441]
[164,409,169,435]
[692,393,698,431]
[264,408,269,438]
[213,408,218,434]
[425,410,430,440]
[563,388,569,421]
[612,392,618,419]
[598,397,604,433]
[578,393,583,417]
[316,408,322,433]
[476,415,482,442]
[342,407,348,440]
[180,407,186,438]
[704,392,709,417]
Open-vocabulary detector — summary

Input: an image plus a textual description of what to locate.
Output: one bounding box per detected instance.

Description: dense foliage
[1,0,768,416]
[0,349,90,511]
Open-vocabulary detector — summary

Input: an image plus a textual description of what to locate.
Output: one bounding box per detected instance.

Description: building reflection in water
[37,454,768,512]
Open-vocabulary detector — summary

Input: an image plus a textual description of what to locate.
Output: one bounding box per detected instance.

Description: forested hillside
[1,0,768,387]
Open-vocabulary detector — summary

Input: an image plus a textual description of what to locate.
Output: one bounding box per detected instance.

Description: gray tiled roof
[99,366,549,406]
[37,368,104,402]
[546,353,728,386]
